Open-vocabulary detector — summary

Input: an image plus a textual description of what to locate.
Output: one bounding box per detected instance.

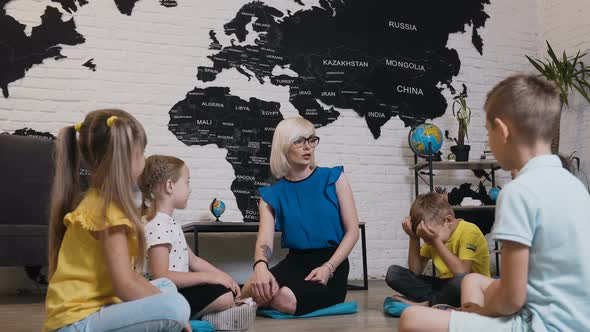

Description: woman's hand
[251,264,279,304]
[183,322,193,332]
[304,265,331,286]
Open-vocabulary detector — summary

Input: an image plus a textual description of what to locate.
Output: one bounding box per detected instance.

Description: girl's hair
[269,117,317,178]
[137,155,185,221]
[48,109,148,278]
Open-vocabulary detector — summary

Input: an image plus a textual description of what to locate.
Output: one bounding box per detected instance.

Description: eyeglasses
[293,135,320,148]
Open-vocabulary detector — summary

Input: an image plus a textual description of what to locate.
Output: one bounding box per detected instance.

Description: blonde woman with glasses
[241,117,360,316]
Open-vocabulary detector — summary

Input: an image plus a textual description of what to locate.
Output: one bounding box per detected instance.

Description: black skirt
[270,247,349,315]
[178,284,232,318]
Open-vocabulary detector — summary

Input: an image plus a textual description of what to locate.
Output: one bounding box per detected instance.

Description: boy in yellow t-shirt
[386,192,490,307]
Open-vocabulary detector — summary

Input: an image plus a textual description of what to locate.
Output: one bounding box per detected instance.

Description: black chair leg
[24,265,47,286]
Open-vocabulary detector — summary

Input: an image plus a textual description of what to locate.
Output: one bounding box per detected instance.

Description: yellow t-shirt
[420,219,490,279]
[44,190,139,332]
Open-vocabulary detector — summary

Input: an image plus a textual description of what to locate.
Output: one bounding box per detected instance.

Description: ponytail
[50,109,148,276]
[139,186,158,222]
[48,126,80,279]
[93,117,146,269]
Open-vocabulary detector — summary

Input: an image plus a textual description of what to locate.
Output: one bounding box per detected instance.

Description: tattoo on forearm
[261,244,272,260]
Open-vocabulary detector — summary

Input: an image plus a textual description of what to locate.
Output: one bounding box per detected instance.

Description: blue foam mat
[189,320,215,331]
[257,301,358,319]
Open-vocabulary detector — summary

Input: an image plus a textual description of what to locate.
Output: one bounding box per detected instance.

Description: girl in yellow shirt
[44,109,190,332]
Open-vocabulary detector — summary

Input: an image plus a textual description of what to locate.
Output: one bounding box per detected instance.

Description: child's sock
[201,297,257,331]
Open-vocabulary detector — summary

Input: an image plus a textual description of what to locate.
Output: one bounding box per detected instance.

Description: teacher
[242,117,360,315]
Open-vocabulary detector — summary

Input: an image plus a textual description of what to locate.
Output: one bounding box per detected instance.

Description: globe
[210,198,225,221]
[408,123,443,157]
[488,187,501,201]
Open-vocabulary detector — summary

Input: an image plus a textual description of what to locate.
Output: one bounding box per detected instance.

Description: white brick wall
[2,0,588,291]
[537,0,590,190]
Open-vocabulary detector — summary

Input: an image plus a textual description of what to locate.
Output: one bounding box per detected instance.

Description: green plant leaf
[573,84,590,105]
[529,41,590,107]
[546,61,558,80]
[547,41,560,64]
[571,50,581,68]
[526,55,546,74]
[451,95,471,143]
[575,80,590,104]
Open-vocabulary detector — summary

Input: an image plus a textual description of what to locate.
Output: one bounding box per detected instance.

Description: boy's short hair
[484,74,561,144]
[409,192,454,233]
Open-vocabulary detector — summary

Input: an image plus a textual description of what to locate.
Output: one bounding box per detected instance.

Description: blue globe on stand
[488,187,501,201]
[408,123,444,158]
[210,198,225,222]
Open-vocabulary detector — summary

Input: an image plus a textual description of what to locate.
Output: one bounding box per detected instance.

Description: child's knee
[215,291,235,311]
[385,265,405,287]
[159,292,191,324]
[270,287,297,314]
[399,306,422,332]
[462,273,490,290]
[150,277,178,293]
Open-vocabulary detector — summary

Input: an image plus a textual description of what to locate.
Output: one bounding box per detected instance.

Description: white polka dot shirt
[143,212,189,278]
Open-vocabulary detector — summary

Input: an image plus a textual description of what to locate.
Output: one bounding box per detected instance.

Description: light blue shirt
[492,155,590,332]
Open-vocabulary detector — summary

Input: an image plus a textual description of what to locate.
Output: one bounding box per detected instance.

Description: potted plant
[450,84,471,161]
[526,41,590,153]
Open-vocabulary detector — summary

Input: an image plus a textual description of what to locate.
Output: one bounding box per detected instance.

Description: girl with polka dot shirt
[138,155,255,330]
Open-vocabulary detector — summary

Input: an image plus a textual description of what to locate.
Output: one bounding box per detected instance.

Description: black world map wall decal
[168,0,490,221]
[0,0,489,222]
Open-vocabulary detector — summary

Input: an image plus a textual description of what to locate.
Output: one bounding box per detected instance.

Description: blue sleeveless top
[259,166,345,250]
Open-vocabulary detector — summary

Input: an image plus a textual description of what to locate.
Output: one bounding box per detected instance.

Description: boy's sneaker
[431,303,458,311]
[201,297,257,331]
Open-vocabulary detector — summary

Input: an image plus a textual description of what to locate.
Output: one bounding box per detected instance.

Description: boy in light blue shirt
[399,74,590,331]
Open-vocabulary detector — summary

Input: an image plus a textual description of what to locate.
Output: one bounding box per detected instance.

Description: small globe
[210,198,225,221]
[488,187,501,201]
[408,123,443,157]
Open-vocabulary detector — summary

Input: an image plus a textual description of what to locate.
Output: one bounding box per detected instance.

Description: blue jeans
[56,278,190,332]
